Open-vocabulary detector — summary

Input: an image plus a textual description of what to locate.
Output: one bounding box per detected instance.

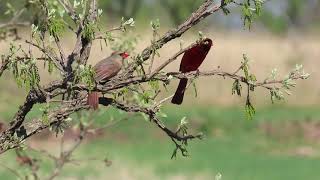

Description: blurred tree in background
[259,0,320,34]
[1,0,319,34]
[159,0,203,25]
[100,0,142,19]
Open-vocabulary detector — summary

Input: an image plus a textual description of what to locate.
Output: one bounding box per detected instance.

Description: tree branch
[57,0,79,24]
[149,40,204,78]
[127,0,222,73]
[99,97,202,157]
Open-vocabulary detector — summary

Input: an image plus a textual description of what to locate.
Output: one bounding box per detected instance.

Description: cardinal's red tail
[171,78,188,105]
[87,91,99,110]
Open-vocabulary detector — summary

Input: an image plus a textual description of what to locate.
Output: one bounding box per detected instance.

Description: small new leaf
[232,79,242,96]
[192,80,198,98]
[48,18,65,37]
[270,88,284,103]
[241,54,250,80]
[40,104,50,125]
[83,22,96,41]
[150,19,160,31]
[245,99,255,120]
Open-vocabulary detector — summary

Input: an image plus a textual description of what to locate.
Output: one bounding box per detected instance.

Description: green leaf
[83,22,96,41]
[270,88,284,103]
[192,81,198,98]
[140,113,149,121]
[241,0,264,29]
[40,104,50,125]
[245,98,255,120]
[241,54,250,80]
[73,64,96,90]
[150,19,160,31]
[48,18,65,37]
[232,79,242,96]
[149,80,160,90]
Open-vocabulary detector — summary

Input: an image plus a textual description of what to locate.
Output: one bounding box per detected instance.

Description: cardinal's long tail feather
[87,91,99,110]
[171,78,188,105]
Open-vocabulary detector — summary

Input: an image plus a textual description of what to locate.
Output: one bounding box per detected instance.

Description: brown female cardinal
[87,51,129,109]
[171,38,212,105]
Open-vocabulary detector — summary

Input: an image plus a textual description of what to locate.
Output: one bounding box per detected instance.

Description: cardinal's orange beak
[120,52,130,59]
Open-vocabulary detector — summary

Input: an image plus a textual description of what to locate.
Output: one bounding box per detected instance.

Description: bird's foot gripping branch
[0,1,310,177]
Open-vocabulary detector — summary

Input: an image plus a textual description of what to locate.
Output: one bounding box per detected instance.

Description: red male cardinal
[171,38,213,105]
[87,51,129,109]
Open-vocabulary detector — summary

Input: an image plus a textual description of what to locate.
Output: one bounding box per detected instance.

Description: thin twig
[0,163,23,180]
[127,1,222,73]
[57,0,79,24]
[25,40,64,72]
[149,40,202,78]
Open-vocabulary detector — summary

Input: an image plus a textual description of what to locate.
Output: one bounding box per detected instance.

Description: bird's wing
[179,41,211,72]
[94,62,121,83]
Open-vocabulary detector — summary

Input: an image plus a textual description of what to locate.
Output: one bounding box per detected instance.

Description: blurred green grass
[1,105,320,179]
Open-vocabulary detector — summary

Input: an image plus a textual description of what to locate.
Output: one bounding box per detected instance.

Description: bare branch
[46,123,85,180]
[57,0,79,24]
[53,36,67,66]
[94,26,126,40]
[27,145,57,161]
[0,58,11,77]
[149,40,203,78]
[70,65,307,98]
[87,0,98,23]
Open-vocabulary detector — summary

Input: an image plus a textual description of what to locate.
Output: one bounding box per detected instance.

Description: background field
[1,32,320,179]
[2,106,320,179]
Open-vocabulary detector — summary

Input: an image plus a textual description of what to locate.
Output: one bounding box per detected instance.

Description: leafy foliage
[48,18,65,37]
[83,22,96,41]
[6,44,40,90]
[73,65,96,91]
[241,0,263,28]
[232,79,242,96]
